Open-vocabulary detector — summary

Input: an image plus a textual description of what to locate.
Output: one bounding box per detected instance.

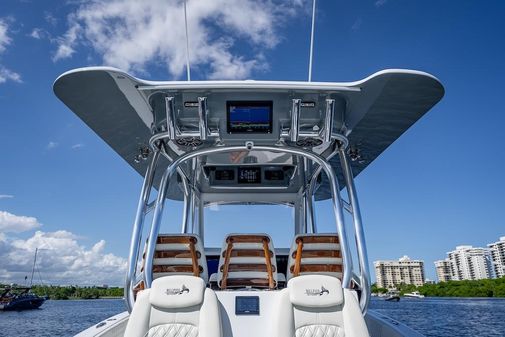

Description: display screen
[265,169,284,181]
[238,166,261,184]
[227,101,272,133]
[235,296,260,315]
[215,169,235,181]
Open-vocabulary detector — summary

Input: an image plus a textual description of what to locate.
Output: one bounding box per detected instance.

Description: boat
[52,6,443,336]
[53,62,443,337]
[0,286,46,310]
[0,248,46,311]
[384,290,401,302]
[404,291,425,299]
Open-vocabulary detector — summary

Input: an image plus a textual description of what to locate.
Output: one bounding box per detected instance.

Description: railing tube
[143,164,172,288]
[339,146,371,313]
[125,150,160,312]
[143,145,353,289]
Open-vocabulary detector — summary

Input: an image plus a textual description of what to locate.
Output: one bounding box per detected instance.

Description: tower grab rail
[338,145,371,313]
[142,144,354,291]
[124,150,160,312]
[303,144,370,313]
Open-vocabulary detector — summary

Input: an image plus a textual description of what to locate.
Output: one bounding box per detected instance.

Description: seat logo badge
[305,286,329,296]
[165,285,190,295]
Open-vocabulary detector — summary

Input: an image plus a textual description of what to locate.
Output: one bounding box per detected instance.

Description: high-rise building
[488,236,505,278]
[447,245,494,281]
[374,256,425,289]
[434,259,452,282]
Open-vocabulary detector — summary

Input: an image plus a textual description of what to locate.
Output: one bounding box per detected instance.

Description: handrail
[143,144,354,289]
[339,146,371,313]
[124,150,160,313]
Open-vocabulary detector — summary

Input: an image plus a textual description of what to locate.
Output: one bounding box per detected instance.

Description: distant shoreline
[46,297,124,300]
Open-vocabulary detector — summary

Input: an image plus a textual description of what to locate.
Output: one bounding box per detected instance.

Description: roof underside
[53,67,444,201]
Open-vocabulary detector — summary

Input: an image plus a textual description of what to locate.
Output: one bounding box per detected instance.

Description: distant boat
[0,248,46,311]
[404,291,425,299]
[384,290,401,302]
[0,286,46,310]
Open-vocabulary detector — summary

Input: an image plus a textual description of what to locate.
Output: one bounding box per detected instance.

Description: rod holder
[198,97,208,141]
[291,99,301,142]
[324,99,335,143]
[165,96,177,139]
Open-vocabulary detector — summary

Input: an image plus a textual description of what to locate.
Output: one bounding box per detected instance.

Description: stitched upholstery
[273,275,369,337]
[147,324,198,337]
[124,276,222,337]
[295,325,344,337]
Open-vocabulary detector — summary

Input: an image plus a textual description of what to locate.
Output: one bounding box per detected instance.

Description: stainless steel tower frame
[125,140,370,315]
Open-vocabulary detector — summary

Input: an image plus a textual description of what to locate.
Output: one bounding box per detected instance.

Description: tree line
[30,285,124,300]
[372,277,505,297]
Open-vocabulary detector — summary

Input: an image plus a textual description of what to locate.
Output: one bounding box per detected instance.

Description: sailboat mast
[30,248,38,287]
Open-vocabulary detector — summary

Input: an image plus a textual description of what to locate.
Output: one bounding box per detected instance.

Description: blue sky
[0,0,504,285]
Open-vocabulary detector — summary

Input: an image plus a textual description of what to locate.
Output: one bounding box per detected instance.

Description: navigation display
[238,166,261,184]
[235,296,259,315]
[227,101,273,133]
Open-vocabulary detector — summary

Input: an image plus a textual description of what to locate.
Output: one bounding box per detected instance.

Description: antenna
[30,248,38,287]
[308,0,317,82]
[183,0,191,81]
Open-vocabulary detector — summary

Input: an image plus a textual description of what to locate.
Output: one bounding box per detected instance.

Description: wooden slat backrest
[149,234,207,282]
[219,234,276,289]
[288,235,343,280]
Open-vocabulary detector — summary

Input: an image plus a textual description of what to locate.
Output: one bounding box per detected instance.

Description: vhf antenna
[183,0,191,81]
[308,0,317,82]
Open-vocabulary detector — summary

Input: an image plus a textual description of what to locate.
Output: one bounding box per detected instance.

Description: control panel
[235,296,260,315]
[204,165,295,187]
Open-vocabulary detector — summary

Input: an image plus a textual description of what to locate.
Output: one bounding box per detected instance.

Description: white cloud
[351,18,363,31]
[0,20,11,53]
[0,18,21,84]
[0,211,42,233]
[71,143,84,149]
[0,195,14,199]
[29,28,46,40]
[44,12,58,27]
[54,0,305,79]
[375,0,388,7]
[0,66,21,83]
[46,141,59,150]
[0,230,126,285]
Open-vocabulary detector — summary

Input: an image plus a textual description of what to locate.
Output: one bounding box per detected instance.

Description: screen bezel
[226,101,273,134]
[235,296,260,315]
[237,166,262,184]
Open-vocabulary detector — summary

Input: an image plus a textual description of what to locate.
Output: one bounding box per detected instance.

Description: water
[1,297,505,336]
[0,299,126,337]
[369,297,505,337]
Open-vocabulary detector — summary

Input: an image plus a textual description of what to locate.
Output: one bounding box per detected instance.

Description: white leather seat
[124,275,222,337]
[274,275,369,337]
[216,233,279,289]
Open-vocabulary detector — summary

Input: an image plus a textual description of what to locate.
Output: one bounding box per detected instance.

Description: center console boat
[53,67,444,337]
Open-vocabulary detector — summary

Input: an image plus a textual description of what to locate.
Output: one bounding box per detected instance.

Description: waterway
[0,297,504,336]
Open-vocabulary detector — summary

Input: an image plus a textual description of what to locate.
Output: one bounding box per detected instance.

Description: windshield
[204,204,294,248]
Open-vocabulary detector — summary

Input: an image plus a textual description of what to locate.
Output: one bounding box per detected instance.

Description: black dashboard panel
[238,166,261,184]
[206,165,295,188]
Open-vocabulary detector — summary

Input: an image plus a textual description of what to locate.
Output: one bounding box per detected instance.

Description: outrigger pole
[308,0,317,82]
[183,0,191,81]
